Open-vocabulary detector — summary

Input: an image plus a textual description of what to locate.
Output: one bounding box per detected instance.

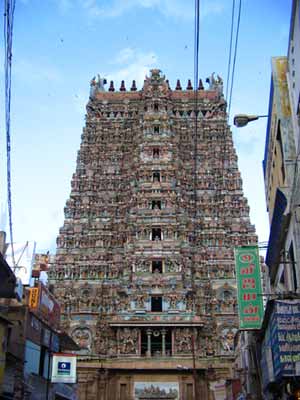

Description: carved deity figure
[90,74,107,98]
[168,295,178,309]
[72,327,91,351]
[135,294,146,309]
[206,72,223,95]
[119,328,138,354]
[175,328,192,353]
[221,328,236,353]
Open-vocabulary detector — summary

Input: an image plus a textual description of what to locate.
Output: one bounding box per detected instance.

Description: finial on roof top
[186,79,193,90]
[131,80,137,91]
[198,79,204,90]
[120,80,126,91]
[175,79,182,90]
[108,81,115,92]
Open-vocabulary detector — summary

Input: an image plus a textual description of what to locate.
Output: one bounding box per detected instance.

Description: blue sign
[51,354,77,383]
[271,300,300,379]
[58,361,71,376]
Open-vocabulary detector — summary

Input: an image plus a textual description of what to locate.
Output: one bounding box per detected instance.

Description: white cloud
[114,47,136,64]
[106,48,158,88]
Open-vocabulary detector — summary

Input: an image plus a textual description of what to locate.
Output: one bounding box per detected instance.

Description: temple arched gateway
[49,70,257,399]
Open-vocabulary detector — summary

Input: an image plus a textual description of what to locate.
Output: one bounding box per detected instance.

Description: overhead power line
[225,0,235,101]
[4,0,16,267]
[228,0,242,118]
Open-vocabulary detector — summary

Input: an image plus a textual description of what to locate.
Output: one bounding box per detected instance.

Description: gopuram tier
[49,70,257,400]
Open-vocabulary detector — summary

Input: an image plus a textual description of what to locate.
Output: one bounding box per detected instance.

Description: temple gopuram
[49,69,257,399]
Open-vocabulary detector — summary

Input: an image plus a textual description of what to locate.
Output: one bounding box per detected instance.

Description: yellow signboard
[28,288,40,309]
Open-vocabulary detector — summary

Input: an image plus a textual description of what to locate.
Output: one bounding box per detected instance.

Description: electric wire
[4,0,16,267]
[225,0,235,102]
[228,0,242,118]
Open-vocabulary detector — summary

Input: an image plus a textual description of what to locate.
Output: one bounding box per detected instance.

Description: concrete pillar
[146,329,152,357]
[161,329,166,356]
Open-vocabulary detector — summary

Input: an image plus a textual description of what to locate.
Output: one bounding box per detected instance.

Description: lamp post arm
[233,114,268,127]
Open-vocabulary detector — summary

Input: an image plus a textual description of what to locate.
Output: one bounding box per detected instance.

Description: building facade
[263,56,297,292]
[259,1,300,398]
[49,69,258,400]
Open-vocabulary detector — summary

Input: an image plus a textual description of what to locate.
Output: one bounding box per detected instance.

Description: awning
[265,189,289,277]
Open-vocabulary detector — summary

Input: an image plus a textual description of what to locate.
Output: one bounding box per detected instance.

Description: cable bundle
[4,0,16,266]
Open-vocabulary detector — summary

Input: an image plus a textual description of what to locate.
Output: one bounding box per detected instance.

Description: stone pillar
[161,329,166,356]
[146,329,152,357]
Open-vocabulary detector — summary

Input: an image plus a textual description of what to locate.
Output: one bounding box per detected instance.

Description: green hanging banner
[234,246,264,329]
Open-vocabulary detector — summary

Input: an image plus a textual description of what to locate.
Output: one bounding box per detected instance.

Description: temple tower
[49,70,257,400]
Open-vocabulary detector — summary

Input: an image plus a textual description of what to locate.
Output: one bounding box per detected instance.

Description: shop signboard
[39,284,60,329]
[234,246,264,329]
[31,284,61,330]
[32,253,50,278]
[51,354,77,384]
[270,300,300,379]
[28,287,40,309]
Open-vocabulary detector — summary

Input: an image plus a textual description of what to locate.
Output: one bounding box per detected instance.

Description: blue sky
[0,0,292,252]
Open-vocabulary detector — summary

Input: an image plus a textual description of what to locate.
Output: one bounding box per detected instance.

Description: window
[25,340,40,375]
[151,296,162,312]
[152,260,162,273]
[151,200,161,210]
[154,102,159,111]
[153,148,160,158]
[276,121,285,182]
[152,228,162,241]
[140,328,172,356]
[39,346,49,377]
[153,171,161,182]
[186,384,193,400]
[154,126,160,133]
[120,384,128,400]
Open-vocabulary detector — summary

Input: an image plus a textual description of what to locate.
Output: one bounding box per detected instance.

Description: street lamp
[233,114,268,128]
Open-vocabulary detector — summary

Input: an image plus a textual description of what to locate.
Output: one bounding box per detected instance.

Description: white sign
[51,354,77,384]
[5,241,36,285]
